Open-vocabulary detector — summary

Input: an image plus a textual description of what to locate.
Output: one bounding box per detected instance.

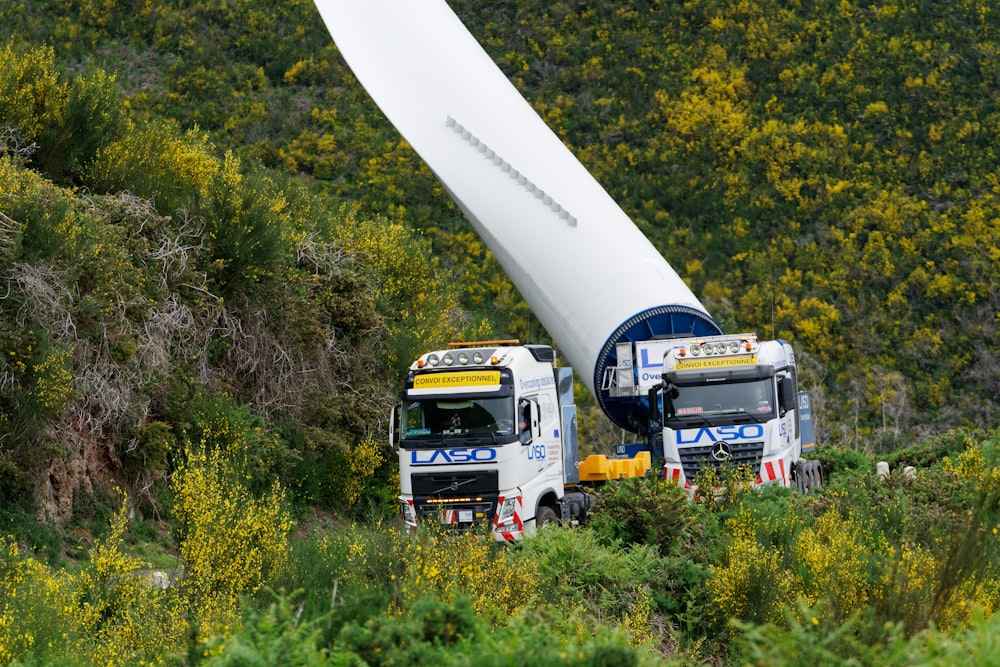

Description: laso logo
[676,424,764,445]
[410,448,497,465]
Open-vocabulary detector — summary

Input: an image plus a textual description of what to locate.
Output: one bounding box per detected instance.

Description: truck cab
[656,334,802,491]
[607,333,809,492]
[391,341,585,541]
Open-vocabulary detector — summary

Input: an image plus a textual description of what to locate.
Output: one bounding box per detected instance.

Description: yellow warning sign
[413,371,501,389]
[675,355,757,371]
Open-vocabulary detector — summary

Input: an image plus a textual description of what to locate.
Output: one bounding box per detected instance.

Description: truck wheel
[810,460,823,490]
[536,505,559,528]
[795,460,823,494]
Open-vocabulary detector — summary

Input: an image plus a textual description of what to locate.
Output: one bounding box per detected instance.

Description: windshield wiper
[401,432,447,447]
[462,433,497,445]
[731,408,775,424]
[728,409,761,424]
[668,414,717,427]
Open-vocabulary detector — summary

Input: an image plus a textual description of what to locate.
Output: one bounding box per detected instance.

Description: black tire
[795,459,823,494]
[810,460,823,490]
[536,505,559,528]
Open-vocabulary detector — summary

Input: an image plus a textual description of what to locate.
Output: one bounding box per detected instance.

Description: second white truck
[605,333,819,496]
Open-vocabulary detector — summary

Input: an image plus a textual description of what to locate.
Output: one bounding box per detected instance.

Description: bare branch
[0,126,38,161]
[9,262,77,342]
[296,231,350,274]
[147,211,207,289]
[0,210,22,246]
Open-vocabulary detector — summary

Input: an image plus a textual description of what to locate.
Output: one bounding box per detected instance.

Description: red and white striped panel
[664,465,693,490]
[494,495,524,541]
[755,458,788,486]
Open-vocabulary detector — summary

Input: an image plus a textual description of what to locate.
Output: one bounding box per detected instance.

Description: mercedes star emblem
[711,441,732,461]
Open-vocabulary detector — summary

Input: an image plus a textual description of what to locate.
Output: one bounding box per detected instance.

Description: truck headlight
[496,497,518,524]
[400,498,418,527]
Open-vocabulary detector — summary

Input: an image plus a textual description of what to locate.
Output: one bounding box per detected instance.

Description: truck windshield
[401,397,516,441]
[666,378,775,423]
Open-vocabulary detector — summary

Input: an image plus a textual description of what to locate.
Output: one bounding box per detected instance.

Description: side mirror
[778,377,796,414]
[664,380,680,400]
[390,403,401,451]
[648,385,661,424]
[651,380,678,424]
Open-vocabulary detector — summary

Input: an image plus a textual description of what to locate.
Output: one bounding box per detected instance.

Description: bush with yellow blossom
[171,434,293,642]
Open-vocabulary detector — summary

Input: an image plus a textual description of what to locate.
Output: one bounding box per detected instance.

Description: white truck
[391,341,651,540]
[604,333,819,495]
[314,0,821,535]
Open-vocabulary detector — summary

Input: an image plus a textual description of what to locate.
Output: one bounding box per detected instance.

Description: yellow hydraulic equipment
[578,451,651,482]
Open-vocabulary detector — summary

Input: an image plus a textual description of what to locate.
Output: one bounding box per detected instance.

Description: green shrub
[904,608,1000,666]
[335,594,479,666]
[396,524,538,625]
[885,428,979,469]
[712,429,1000,650]
[0,534,75,664]
[36,69,126,182]
[819,431,1000,634]
[0,495,189,667]
[708,506,798,627]
[732,600,905,667]
[735,600,1000,667]
[586,475,698,555]
[70,496,188,666]
[473,603,649,667]
[329,207,463,368]
[0,323,74,508]
[86,119,219,215]
[201,154,294,295]
[0,42,60,144]
[0,326,71,440]
[169,390,298,496]
[816,445,876,480]
[511,525,661,640]
[586,474,723,640]
[335,593,650,667]
[0,42,126,184]
[202,590,332,667]
[279,521,405,618]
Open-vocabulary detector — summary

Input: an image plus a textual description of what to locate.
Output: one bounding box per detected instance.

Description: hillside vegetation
[4,0,998,446]
[0,0,998,665]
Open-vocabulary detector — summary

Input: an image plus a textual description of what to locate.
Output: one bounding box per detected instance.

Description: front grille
[679,441,764,482]
[411,470,498,496]
[411,470,499,528]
